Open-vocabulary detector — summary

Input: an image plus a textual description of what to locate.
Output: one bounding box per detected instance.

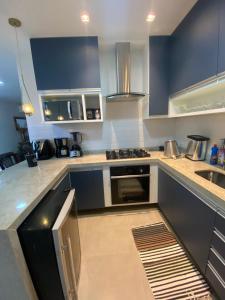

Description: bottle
[210,144,219,165]
[218,140,225,167]
[95,109,101,119]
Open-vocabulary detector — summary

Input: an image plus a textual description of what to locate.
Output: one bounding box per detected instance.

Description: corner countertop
[1,151,225,230]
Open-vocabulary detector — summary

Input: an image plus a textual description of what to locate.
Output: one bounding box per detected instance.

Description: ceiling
[0,0,197,103]
[1,0,197,39]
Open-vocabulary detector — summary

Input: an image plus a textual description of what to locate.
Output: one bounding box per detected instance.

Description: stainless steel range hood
[106,42,145,101]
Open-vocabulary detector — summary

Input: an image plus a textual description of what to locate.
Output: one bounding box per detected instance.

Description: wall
[25,37,176,150]
[0,101,24,154]
[175,113,225,160]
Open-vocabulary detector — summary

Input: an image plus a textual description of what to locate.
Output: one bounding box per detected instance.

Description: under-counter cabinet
[169,0,219,95]
[70,170,105,211]
[30,36,100,90]
[158,168,216,274]
[206,211,225,299]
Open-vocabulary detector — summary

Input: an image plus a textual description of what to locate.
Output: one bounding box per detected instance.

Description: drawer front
[206,264,225,299]
[215,212,225,237]
[211,231,225,261]
[209,249,225,281]
[53,173,70,193]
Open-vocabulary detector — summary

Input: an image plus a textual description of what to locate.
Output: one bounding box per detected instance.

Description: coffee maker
[54,138,69,158]
[70,132,83,157]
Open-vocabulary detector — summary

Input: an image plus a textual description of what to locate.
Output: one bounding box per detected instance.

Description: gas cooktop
[106,148,151,160]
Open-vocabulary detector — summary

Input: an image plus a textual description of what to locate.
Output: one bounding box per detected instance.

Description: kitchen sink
[195,170,225,189]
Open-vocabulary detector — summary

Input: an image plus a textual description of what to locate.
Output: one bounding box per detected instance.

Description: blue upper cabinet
[169,0,219,95]
[149,36,170,116]
[218,0,225,74]
[30,36,101,90]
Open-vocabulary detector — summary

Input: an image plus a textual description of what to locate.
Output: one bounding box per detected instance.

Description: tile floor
[77,208,163,300]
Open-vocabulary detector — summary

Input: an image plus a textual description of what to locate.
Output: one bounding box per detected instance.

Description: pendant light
[8,18,35,116]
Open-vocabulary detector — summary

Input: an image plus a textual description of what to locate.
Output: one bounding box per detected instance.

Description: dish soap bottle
[210,144,219,165]
[218,139,225,168]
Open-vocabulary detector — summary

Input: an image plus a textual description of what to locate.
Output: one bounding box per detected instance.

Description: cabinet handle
[211,248,225,266]
[64,187,73,193]
[111,174,150,179]
[208,263,225,289]
[214,229,225,244]
[67,236,77,295]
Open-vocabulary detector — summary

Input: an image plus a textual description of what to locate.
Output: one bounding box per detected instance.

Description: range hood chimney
[106,42,145,101]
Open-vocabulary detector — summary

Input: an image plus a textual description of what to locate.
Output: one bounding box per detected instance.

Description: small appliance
[32,140,54,160]
[185,135,209,161]
[70,132,83,158]
[164,140,180,159]
[54,138,69,158]
[18,174,81,300]
[106,148,150,160]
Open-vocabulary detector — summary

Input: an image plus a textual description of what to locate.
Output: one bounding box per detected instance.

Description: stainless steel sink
[195,170,225,189]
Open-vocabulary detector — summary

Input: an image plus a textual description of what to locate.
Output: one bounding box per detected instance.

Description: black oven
[110,165,150,205]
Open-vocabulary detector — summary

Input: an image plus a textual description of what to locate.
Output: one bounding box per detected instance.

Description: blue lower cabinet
[30,36,101,90]
[206,211,225,299]
[149,36,170,116]
[70,170,105,211]
[158,168,216,274]
[206,264,225,299]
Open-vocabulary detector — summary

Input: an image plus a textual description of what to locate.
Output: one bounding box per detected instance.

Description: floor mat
[132,222,211,300]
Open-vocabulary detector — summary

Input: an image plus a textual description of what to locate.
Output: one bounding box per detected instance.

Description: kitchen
[1,0,225,299]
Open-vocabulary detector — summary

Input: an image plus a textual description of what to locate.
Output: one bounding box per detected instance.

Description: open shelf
[169,76,225,118]
[39,89,103,124]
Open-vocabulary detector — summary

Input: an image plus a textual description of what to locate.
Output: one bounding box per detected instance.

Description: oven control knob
[140,168,143,173]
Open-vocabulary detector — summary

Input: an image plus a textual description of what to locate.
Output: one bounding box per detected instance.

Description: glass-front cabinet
[39,90,103,123]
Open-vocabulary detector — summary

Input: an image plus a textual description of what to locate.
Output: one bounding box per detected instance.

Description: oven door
[111,174,150,205]
[52,189,81,300]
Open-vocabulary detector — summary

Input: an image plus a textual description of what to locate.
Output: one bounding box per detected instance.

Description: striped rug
[132,222,211,300]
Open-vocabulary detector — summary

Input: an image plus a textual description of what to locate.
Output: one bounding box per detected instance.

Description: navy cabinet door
[149,36,170,115]
[169,0,219,95]
[30,36,100,90]
[218,0,225,74]
[158,169,216,274]
[70,170,105,211]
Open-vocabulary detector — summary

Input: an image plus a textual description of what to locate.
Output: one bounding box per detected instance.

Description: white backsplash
[30,101,176,151]
[26,37,177,150]
[23,32,223,154]
[174,113,225,160]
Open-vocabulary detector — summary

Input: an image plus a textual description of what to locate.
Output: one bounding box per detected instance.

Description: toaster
[185,135,209,161]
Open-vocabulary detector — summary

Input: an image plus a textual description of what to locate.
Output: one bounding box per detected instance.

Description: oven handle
[111,174,150,179]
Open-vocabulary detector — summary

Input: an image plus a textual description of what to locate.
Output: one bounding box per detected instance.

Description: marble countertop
[1,151,225,230]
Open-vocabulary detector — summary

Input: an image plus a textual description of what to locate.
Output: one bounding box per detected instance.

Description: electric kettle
[164,140,180,159]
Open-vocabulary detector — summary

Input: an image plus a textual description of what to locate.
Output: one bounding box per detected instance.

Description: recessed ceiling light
[81,13,90,23]
[0,81,5,86]
[146,13,156,22]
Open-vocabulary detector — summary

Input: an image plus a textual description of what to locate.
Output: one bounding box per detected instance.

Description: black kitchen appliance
[70,132,83,158]
[18,174,81,300]
[106,148,150,160]
[54,138,69,158]
[110,165,150,205]
[32,140,55,160]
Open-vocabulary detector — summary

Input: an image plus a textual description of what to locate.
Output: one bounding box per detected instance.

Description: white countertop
[1,151,225,230]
